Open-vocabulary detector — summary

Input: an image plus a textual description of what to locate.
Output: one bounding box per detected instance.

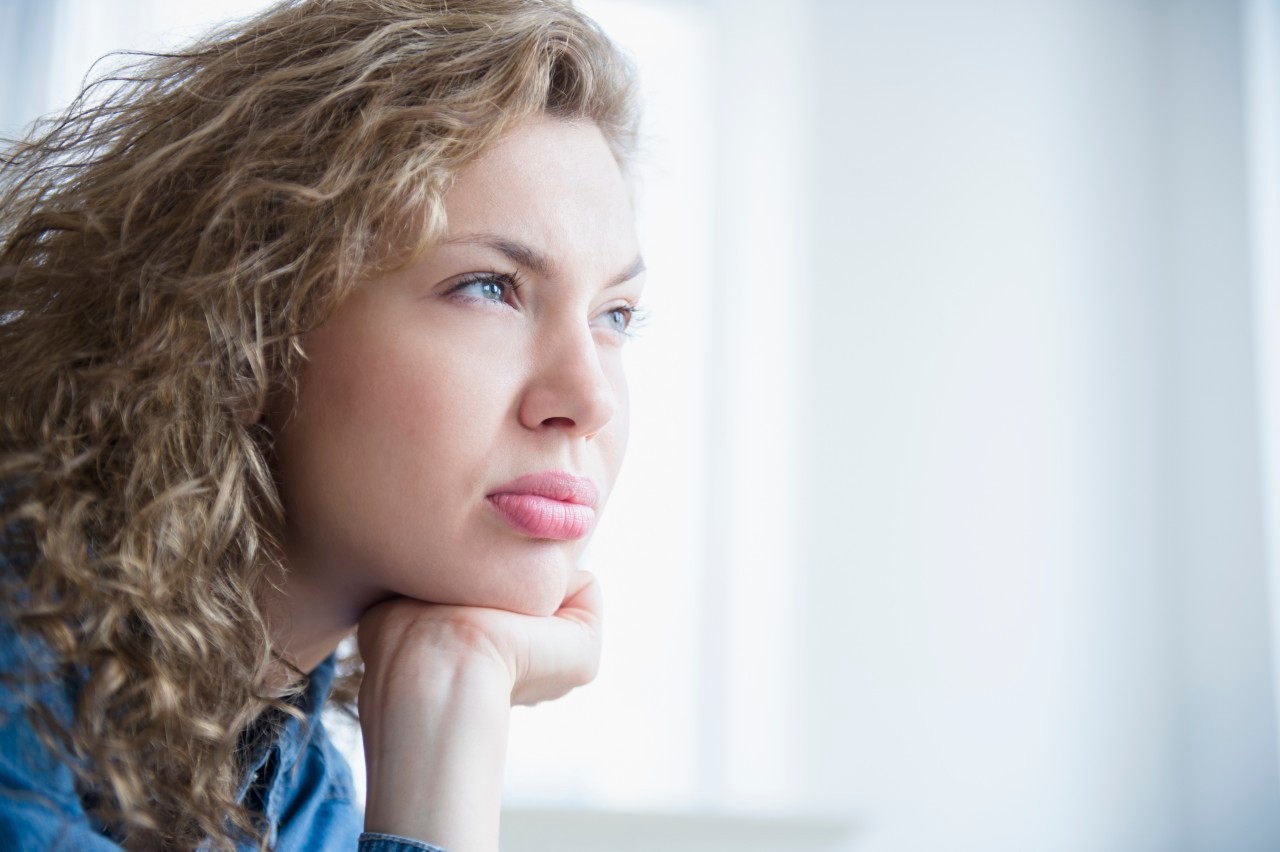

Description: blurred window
[1245,0,1280,755]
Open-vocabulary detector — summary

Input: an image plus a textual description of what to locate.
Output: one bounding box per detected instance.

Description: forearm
[361,656,512,852]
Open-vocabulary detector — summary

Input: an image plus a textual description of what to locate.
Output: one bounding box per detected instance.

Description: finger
[511,606,603,706]
[563,568,595,601]
[555,570,602,627]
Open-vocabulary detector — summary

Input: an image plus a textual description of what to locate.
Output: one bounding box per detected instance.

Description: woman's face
[273,117,643,618]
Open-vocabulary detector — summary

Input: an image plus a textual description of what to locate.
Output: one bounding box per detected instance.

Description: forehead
[441,118,638,273]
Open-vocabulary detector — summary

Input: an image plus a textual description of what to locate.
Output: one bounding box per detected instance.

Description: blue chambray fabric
[0,609,444,851]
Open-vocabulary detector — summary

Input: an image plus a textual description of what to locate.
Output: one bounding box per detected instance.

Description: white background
[5,1,1280,850]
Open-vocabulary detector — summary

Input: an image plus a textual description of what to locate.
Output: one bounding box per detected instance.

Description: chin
[486,562,572,618]
[421,558,570,618]
[494,579,568,618]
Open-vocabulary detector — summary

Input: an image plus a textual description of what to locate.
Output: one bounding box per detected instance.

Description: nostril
[517,344,617,437]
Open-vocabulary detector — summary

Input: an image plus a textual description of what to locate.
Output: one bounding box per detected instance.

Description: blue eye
[595,304,644,339]
[451,272,519,305]
[603,307,632,333]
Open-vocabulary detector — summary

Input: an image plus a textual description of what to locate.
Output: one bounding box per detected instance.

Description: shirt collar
[236,652,339,801]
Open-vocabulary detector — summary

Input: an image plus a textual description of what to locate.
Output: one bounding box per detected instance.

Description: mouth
[486,471,598,541]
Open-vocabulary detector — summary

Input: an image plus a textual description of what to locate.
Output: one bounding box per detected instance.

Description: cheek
[275,323,531,603]
[308,339,516,501]
[281,321,489,532]
[600,366,631,481]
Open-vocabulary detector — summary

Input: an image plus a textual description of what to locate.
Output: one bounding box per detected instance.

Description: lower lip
[487,493,595,541]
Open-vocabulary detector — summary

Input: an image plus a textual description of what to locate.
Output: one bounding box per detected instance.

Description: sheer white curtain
[0,0,273,139]
[1246,0,1280,781]
[0,1,56,140]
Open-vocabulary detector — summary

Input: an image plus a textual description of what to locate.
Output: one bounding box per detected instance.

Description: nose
[518,324,617,439]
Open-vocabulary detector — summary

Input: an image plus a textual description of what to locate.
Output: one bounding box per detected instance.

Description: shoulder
[0,610,117,848]
[0,484,114,844]
[0,603,79,780]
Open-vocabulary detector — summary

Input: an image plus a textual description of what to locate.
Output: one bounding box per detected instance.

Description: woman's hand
[355,570,603,851]
[358,568,603,708]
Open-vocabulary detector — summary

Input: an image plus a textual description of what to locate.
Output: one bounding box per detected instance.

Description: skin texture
[264,117,643,849]
[266,116,642,669]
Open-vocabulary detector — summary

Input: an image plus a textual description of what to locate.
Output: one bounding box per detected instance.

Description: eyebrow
[444,233,645,288]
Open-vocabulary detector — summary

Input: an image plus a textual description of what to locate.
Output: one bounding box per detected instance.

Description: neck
[257,556,377,677]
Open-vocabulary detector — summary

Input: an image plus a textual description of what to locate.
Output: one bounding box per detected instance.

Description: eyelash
[607,304,648,338]
[447,270,648,339]
[448,270,524,306]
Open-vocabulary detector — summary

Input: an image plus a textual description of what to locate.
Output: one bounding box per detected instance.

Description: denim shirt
[0,622,445,852]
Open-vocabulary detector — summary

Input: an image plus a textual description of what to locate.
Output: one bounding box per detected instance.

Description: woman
[0,1,643,849]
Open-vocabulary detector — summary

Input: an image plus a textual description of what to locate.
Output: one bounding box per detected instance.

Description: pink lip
[486,471,598,541]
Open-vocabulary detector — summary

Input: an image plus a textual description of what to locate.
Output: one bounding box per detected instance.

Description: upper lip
[488,470,598,507]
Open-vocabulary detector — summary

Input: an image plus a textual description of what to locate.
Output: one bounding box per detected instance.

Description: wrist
[361,655,513,851]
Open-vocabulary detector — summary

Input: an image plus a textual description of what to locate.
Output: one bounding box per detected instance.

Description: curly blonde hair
[0,0,637,847]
